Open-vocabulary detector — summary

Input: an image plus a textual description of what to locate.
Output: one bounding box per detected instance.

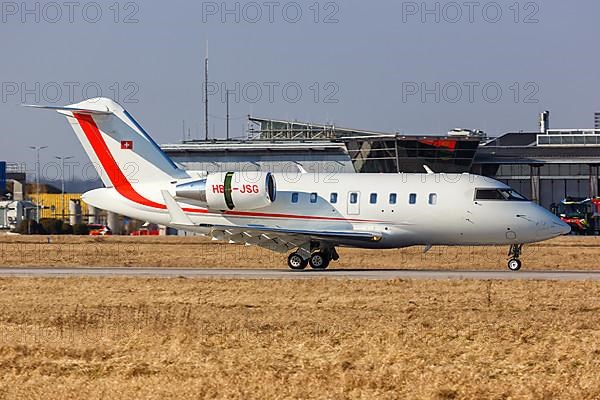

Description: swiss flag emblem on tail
[121,140,133,150]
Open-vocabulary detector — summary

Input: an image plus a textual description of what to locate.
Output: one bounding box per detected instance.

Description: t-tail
[26,97,189,188]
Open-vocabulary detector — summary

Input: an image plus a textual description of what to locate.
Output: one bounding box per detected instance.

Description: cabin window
[350,193,358,204]
[330,193,338,204]
[310,192,318,203]
[370,193,378,204]
[475,188,528,201]
[409,193,417,204]
[389,193,397,205]
[429,193,437,205]
[291,192,299,203]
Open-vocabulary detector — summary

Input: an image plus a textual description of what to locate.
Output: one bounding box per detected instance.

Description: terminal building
[162,112,600,211]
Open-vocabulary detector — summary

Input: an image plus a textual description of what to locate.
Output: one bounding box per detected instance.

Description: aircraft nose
[555,218,571,235]
[543,211,571,236]
[513,205,570,241]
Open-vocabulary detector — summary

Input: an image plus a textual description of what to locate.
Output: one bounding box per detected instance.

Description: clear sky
[1,0,599,176]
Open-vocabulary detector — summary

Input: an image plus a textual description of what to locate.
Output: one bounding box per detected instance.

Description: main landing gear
[507,244,523,271]
[287,246,339,270]
[287,253,308,270]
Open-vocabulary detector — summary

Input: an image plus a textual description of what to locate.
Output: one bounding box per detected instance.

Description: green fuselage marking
[224,172,235,210]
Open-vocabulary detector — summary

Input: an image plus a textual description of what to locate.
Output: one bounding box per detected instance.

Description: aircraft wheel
[287,253,308,270]
[508,258,522,271]
[309,251,330,270]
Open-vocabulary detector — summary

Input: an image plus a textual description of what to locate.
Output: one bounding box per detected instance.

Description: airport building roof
[161,140,356,174]
[476,130,600,165]
[161,140,347,153]
[482,132,538,147]
[246,116,390,140]
[162,116,483,174]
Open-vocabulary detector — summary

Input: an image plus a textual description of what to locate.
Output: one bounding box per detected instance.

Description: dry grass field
[0,234,599,269]
[0,278,598,399]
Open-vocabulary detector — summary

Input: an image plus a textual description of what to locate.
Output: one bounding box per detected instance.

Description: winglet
[295,162,308,174]
[161,190,194,226]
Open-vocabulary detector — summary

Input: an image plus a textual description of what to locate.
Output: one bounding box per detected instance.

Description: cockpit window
[475,188,528,201]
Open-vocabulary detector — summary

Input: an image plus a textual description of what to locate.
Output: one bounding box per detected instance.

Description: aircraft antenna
[204,40,209,141]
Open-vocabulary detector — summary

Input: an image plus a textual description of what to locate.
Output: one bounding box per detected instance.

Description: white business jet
[28,98,570,271]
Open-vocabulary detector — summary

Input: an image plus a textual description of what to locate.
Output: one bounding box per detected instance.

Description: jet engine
[175,172,277,211]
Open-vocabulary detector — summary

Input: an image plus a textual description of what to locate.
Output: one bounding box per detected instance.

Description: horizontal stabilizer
[23,104,112,115]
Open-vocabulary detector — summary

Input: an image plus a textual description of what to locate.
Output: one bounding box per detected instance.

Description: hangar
[163,116,481,176]
[474,129,600,208]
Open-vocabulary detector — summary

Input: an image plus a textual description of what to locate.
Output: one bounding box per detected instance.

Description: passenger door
[347,191,360,215]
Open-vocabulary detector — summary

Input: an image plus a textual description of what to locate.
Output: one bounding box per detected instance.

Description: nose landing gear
[507,244,523,271]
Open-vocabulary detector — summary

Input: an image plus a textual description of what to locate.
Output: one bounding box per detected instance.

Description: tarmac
[0,267,599,280]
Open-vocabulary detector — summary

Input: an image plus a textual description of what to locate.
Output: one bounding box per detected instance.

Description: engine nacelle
[176,172,276,211]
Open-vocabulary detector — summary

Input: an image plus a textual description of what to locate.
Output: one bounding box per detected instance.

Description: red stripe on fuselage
[73,112,384,223]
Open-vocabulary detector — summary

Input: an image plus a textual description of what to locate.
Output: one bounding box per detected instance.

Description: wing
[161,190,383,253]
[206,224,382,253]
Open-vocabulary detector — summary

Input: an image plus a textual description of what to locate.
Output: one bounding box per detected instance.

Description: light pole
[55,156,73,221]
[28,146,47,223]
[226,89,231,141]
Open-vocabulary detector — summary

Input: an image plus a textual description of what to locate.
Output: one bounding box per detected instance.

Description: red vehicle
[130,223,160,236]
[551,197,600,235]
[88,224,112,236]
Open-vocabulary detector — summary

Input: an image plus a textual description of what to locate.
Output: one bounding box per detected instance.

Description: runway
[0,267,599,280]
